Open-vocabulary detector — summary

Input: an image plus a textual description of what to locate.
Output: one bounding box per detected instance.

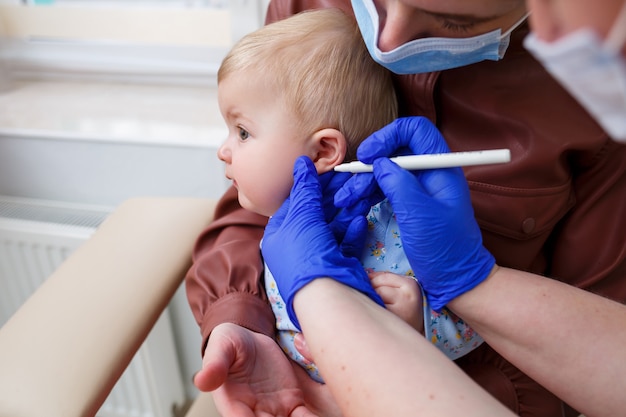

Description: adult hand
[335,117,495,312]
[194,323,318,417]
[262,156,384,330]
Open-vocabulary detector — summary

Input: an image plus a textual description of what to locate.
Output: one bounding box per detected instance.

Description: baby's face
[216,75,315,217]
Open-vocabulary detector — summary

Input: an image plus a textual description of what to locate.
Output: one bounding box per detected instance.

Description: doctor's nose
[377,2,427,51]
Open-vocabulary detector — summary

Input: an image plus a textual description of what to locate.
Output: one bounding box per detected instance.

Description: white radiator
[0,195,187,417]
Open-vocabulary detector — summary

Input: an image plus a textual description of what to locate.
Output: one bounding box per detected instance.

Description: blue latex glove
[262,156,385,330]
[335,117,495,312]
[319,169,374,258]
[320,168,385,259]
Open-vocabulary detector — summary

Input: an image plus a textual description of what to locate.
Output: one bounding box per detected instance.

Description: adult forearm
[448,266,626,417]
[294,278,515,417]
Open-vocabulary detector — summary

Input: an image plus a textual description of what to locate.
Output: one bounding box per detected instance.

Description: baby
[216,8,483,382]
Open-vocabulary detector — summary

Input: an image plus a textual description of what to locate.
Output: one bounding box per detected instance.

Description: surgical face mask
[351,0,530,74]
[524,5,626,142]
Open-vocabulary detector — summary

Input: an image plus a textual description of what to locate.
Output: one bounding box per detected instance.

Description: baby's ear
[310,128,347,174]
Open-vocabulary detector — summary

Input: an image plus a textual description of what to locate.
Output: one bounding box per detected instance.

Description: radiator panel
[0,195,186,417]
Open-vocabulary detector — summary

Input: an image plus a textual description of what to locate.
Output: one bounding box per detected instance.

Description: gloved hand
[320,169,387,258]
[319,169,375,258]
[262,156,385,330]
[335,117,495,312]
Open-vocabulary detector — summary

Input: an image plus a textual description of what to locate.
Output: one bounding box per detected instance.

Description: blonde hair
[218,8,398,161]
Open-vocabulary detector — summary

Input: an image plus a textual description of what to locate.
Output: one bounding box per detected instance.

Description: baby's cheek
[261,187,293,217]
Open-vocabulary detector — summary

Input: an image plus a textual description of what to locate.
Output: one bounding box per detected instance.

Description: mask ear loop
[605,2,626,52]
[501,11,532,38]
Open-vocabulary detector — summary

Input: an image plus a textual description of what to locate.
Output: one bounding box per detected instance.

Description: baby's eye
[238,127,250,141]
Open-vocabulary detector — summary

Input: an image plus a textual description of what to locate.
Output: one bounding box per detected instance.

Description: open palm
[195,322,318,417]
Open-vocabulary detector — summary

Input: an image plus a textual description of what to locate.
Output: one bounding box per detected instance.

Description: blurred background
[0,1,269,415]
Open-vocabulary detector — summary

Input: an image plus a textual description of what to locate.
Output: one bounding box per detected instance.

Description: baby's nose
[217,142,231,163]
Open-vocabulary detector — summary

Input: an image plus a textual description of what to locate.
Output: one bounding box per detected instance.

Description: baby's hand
[369,271,424,334]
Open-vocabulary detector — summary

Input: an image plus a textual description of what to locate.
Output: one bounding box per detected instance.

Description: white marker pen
[334,149,511,173]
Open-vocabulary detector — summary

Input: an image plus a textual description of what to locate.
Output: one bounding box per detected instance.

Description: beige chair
[0,197,221,417]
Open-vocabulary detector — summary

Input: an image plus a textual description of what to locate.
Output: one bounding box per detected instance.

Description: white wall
[0,0,268,402]
[0,79,230,400]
